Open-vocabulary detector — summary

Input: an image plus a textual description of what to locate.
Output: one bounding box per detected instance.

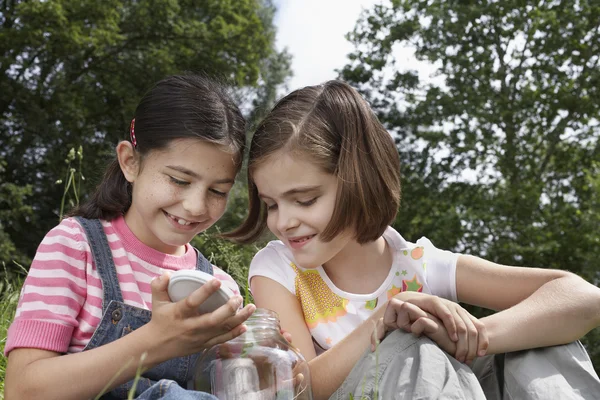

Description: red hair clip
[130,118,137,148]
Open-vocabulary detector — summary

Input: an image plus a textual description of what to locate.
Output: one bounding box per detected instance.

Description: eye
[297,197,317,207]
[169,176,189,186]
[265,202,278,211]
[210,188,228,197]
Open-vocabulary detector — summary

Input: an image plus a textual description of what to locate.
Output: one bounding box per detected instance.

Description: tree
[0,0,286,259]
[340,0,600,370]
[0,157,32,271]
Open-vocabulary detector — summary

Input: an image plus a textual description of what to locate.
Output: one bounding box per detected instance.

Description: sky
[273,0,381,92]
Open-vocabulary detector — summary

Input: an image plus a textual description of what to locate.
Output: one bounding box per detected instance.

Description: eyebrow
[259,185,321,200]
[166,165,234,184]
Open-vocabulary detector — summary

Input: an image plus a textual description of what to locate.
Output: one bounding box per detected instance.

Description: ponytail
[69,74,245,222]
[67,158,131,220]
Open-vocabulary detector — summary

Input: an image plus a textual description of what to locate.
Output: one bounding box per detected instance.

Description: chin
[160,234,194,248]
[294,257,321,270]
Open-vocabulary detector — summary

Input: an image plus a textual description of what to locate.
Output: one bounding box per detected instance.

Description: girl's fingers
[218,343,234,359]
[177,279,224,319]
[383,299,428,332]
[204,302,255,332]
[186,299,252,335]
[382,299,402,329]
[205,294,245,323]
[281,330,293,344]
[405,296,458,342]
[452,307,469,362]
[377,300,429,351]
[151,272,172,305]
[457,308,478,364]
[293,373,304,388]
[202,323,248,349]
[433,300,458,342]
[410,316,439,336]
[469,314,488,357]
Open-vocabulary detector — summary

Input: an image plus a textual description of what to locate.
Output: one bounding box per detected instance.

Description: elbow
[564,272,600,329]
[590,285,600,328]
[5,384,29,400]
[5,384,52,400]
[5,380,38,400]
[5,369,46,400]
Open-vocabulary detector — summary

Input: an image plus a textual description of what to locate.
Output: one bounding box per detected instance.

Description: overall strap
[193,248,214,275]
[75,217,124,312]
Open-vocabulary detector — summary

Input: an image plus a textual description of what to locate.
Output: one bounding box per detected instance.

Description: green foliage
[0,0,287,259]
[0,266,25,399]
[193,228,259,304]
[57,146,85,221]
[0,158,32,269]
[341,0,600,371]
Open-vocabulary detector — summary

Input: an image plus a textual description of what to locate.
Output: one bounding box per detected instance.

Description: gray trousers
[330,330,600,400]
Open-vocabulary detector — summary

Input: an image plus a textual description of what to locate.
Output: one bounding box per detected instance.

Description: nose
[182,191,208,217]
[275,205,299,233]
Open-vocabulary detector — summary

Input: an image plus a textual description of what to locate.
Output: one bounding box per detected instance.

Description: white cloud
[274,0,381,91]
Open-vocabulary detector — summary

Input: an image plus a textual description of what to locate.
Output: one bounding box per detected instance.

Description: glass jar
[193,308,313,400]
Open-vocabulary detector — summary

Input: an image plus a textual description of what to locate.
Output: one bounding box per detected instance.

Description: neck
[323,235,392,294]
[123,210,186,255]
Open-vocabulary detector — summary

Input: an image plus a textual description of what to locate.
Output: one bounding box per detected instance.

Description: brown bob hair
[225,80,400,245]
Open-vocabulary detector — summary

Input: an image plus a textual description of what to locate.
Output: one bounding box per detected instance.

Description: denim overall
[77,217,218,400]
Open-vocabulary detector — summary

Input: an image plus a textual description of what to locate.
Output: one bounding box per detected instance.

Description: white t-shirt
[248,226,458,354]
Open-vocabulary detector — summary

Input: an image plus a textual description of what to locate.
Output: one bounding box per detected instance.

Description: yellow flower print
[292,263,349,329]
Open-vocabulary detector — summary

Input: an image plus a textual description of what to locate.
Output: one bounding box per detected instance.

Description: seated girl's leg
[329,329,486,400]
[471,341,600,400]
[134,379,218,400]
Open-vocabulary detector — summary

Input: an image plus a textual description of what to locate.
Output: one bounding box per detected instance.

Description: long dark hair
[70,74,246,220]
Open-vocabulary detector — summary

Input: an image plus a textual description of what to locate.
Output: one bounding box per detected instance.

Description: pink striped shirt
[5,216,240,355]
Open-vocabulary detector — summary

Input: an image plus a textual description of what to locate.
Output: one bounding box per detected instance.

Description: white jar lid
[168,270,235,314]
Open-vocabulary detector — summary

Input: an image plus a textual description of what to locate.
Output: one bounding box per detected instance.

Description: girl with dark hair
[4,74,256,400]
[228,80,600,399]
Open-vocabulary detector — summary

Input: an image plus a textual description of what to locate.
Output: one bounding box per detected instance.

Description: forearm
[6,325,168,400]
[482,273,600,354]
[308,308,385,400]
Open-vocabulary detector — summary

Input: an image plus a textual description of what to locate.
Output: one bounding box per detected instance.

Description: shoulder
[382,226,412,249]
[248,240,297,294]
[384,226,456,260]
[252,240,292,264]
[52,217,87,238]
[37,217,91,256]
[385,226,458,300]
[212,265,241,296]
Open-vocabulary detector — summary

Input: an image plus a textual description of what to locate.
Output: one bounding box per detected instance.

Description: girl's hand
[148,272,256,358]
[394,292,488,364]
[371,298,439,351]
[372,298,458,357]
[280,328,293,344]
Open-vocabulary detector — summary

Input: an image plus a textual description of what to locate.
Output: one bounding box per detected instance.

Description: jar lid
[168,270,235,314]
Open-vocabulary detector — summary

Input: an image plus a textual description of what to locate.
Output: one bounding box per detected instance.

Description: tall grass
[1,146,82,398]
[0,264,26,399]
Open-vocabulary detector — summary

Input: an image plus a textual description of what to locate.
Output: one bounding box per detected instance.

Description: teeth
[293,236,311,243]
[177,218,191,225]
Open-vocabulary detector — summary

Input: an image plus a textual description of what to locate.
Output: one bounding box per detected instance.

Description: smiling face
[120,138,237,255]
[252,151,354,269]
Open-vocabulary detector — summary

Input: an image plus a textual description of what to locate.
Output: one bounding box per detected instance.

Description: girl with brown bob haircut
[228,80,600,399]
[230,80,400,244]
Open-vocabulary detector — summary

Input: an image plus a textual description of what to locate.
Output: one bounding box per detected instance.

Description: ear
[116,141,139,183]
